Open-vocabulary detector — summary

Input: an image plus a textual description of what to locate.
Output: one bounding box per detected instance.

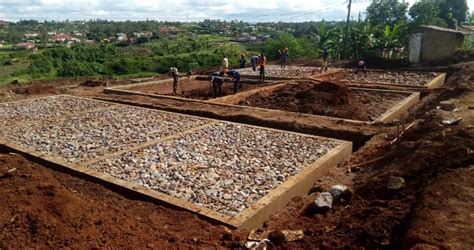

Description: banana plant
[378,23,403,58]
[313,23,343,59]
[348,22,377,59]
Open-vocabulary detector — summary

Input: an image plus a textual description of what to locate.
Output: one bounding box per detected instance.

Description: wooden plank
[426,73,446,89]
[110,76,196,90]
[375,92,420,123]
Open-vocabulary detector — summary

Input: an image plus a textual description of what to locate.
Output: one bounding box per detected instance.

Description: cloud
[1,0,473,22]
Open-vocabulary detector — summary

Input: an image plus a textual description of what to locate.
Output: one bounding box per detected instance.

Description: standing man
[354,60,367,76]
[277,49,283,68]
[250,55,259,72]
[227,69,242,94]
[209,71,225,97]
[281,48,289,68]
[239,54,246,68]
[222,56,229,72]
[321,47,329,72]
[169,63,180,95]
[258,53,266,83]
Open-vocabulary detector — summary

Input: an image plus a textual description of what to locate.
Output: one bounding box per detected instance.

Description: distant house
[52,33,72,42]
[116,33,128,42]
[0,20,8,28]
[133,32,153,38]
[15,42,35,50]
[159,26,185,36]
[24,33,40,39]
[409,25,468,64]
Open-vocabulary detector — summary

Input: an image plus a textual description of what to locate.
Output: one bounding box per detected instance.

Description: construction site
[0,60,473,249]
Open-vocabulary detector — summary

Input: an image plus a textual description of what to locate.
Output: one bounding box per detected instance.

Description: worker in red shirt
[258,53,266,83]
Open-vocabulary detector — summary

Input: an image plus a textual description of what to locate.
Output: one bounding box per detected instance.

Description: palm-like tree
[313,23,343,59]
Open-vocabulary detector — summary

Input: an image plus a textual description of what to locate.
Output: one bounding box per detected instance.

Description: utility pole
[342,0,352,60]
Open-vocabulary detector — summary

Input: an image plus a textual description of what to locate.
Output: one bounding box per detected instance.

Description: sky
[1,0,473,22]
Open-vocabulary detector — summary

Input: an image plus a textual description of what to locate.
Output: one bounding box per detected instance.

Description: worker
[281,48,289,68]
[250,55,259,72]
[354,60,367,76]
[321,47,329,72]
[209,71,225,97]
[239,54,246,68]
[277,49,283,68]
[222,56,229,72]
[227,69,242,94]
[258,53,266,83]
[169,63,180,95]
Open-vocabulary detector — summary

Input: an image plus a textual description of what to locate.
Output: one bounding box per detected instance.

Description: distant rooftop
[422,25,470,35]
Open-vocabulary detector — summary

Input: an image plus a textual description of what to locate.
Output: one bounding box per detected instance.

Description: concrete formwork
[107,80,420,124]
[0,95,352,230]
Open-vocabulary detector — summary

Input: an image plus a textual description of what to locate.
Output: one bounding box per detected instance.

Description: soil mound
[239,81,373,121]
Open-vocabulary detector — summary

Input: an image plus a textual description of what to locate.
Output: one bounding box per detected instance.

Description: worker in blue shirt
[227,69,242,94]
[209,71,225,97]
[250,55,259,72]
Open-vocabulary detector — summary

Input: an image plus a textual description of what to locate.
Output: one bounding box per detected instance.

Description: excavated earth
[238,81,409,121]
[1,62,473,248]
[126,78,274,100]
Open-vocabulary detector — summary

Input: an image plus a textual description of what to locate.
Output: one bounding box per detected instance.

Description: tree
[366,0,409,28]
[348,22,377,59]
[409,1,448,29]
[435,0,469,27]
[376,22,409,58]
[313,23,343,59]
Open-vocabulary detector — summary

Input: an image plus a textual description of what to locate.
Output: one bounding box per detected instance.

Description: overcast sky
[1,0,473,22]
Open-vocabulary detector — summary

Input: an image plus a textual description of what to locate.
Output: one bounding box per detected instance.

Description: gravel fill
[343,71,438,86]
[0,95,112,126]
[90,122,341,216]
[1,105,210,163]
[237,65,338,78]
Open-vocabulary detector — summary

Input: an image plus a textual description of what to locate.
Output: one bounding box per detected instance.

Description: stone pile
[237,65,338,78]
[0,95,112,126]
[0,105,209,163]
[90,123,340,216]
[344,71,438,86]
